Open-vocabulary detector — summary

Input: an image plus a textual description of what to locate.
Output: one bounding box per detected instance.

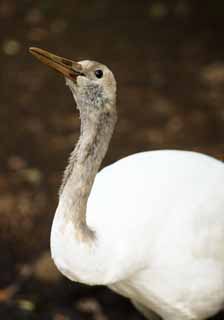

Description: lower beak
[29,47,83,81]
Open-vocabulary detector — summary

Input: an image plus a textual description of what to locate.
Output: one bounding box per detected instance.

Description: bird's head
[29,48,117,119]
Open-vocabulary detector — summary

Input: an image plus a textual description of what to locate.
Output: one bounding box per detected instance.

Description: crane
[30,47,224,320]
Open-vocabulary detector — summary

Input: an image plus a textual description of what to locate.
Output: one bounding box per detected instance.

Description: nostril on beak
[61,59,73,67]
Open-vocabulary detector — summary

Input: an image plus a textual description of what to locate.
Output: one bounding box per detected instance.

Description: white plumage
[51,150,224,320]
[30,47,224,320]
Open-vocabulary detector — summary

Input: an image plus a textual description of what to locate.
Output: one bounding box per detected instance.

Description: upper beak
[29,47,83,81]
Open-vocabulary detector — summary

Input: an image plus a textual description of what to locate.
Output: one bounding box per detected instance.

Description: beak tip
[29,47,36,55]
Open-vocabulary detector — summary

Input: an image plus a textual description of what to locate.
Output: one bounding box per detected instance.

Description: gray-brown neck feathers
[60,104,117,242]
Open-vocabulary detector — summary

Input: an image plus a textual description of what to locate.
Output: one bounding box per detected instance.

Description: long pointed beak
[29,47,83,81]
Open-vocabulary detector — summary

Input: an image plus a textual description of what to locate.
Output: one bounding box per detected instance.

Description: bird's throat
[59,109,117,243]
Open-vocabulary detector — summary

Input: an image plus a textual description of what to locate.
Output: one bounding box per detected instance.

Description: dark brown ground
[1,0,224,319]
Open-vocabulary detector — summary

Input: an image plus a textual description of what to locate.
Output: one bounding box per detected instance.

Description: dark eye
[95,69,103,79]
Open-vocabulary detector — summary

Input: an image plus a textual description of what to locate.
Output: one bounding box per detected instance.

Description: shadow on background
[1,0,224,319]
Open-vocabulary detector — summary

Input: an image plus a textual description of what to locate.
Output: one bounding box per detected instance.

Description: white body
[51,150,224,320]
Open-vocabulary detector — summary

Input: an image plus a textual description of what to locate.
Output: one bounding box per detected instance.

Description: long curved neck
[60,108,117,243]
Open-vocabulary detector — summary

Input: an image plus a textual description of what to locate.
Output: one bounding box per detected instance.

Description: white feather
[51,150,224,320]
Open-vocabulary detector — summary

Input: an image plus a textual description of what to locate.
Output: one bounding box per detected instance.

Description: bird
[30,47,224,320]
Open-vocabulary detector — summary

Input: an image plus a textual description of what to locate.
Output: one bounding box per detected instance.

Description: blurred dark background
[1,0,224,319]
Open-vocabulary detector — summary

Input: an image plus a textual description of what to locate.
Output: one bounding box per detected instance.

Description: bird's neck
[60,108,117,243]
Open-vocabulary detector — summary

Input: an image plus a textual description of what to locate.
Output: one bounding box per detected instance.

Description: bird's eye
[95,69,103,79]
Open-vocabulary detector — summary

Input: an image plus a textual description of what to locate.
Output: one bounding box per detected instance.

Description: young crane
[30,47,224,320]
